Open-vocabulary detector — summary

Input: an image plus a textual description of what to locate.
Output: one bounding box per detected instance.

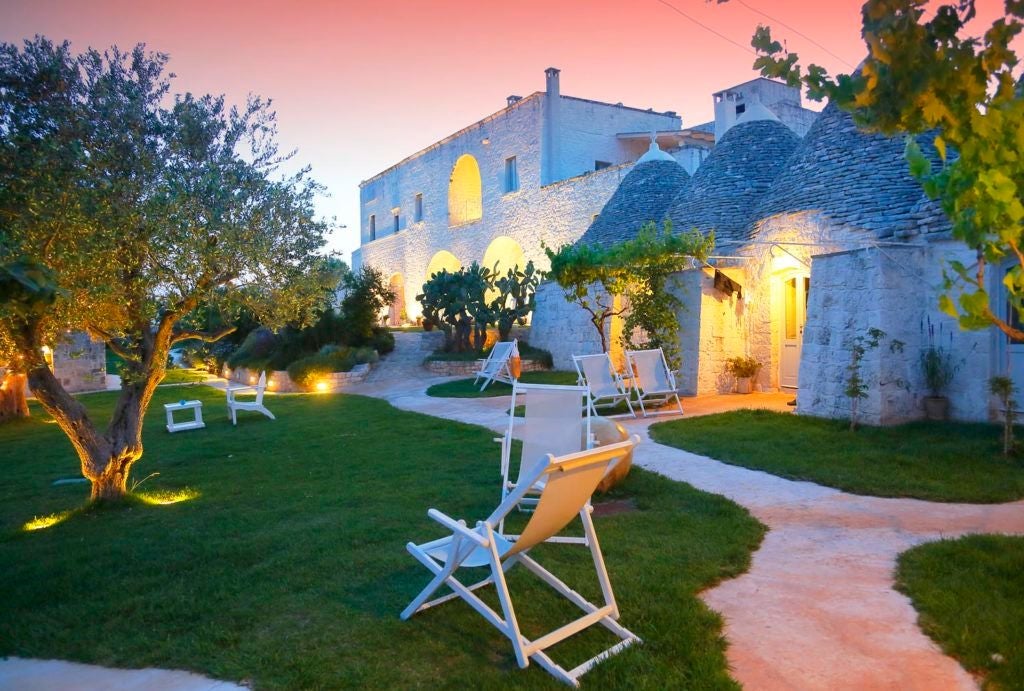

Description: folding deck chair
[625,348,684,417]
[573,352,635,417]
[401,436,643,687]
[473,339,519,391]
[497,381,592,540]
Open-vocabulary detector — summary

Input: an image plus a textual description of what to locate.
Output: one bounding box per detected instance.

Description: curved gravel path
[351,333,1024,690]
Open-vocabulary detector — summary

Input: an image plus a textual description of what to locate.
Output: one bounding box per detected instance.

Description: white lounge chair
[401,436,643,687]
[573,352,635,417]
[498,381,592,538]
[226,371,276,426]
[474,338,518,391]
[625,348,684,417]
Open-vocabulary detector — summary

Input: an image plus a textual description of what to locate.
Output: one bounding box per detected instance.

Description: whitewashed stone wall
[52,331,106,393]
[672,268,747,395]
[529,281,610,370]
[353,81,680,321]
[797,241,992,424]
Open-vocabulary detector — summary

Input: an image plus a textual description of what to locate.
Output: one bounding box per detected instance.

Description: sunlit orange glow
[137,488,200,506]
[23,511,71,531]
[315,381,329,393]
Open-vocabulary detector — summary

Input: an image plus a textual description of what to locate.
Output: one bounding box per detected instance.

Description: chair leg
[674,393,684,415]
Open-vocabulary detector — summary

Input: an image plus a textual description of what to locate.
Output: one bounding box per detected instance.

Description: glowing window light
[137,488,200,506]
[23,510,71,531]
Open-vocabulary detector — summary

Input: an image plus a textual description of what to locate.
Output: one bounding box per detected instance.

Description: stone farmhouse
[355,68,1006,426]
[352,69,813,324]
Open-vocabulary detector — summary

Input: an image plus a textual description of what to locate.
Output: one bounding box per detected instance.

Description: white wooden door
[780,275,810,389]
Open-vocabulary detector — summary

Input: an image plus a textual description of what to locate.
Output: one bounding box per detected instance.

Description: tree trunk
[0,373,29,423]
[91,451,139,500]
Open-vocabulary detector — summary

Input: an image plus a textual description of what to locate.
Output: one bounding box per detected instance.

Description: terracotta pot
[736,377,752,394]
[509,355,522,379]
[587,417,632,493]
[923,395,949,421]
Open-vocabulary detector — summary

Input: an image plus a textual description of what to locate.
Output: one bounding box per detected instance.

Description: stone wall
[796,241,992,424]
[51,332,106,393]
[225,365,371,393]
[529,281,612,371]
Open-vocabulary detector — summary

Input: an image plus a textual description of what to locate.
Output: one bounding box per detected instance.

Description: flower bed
[223,364,371,393]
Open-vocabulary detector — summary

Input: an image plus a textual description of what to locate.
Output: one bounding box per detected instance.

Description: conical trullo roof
[752,101,948,238]
[668,118,800,242]
[575,158,690,248]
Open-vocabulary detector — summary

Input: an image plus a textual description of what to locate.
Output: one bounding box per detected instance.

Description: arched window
[481,236,526,276]
[448,155,483,226]
[425,250,461,280]
[387,273,405,326]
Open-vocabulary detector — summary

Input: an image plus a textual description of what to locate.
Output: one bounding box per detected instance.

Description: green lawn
[0,387,765,689]
[896,535,1024,690]
[106,346,207,385]
[426,371,579,397]
[649,410,1024,503]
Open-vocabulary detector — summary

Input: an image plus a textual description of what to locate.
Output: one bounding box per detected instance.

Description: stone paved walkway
[0,657,245,691]
[350,335,1024,690]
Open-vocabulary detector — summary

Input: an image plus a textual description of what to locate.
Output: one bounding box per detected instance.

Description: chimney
[545,67,561,99]
[506,94,522,107]
[713,90,739,142]
[543,67,562,184]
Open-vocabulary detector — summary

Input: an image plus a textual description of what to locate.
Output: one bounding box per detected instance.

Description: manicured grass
[896,535,1024,690]
[0,387,765,689]
[649,409,1024,503]
[424,343,554,367]
[160,368,209,385]
[426,370,579,397]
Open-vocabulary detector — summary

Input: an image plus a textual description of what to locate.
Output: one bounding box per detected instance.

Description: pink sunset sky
[0,0,1014,263]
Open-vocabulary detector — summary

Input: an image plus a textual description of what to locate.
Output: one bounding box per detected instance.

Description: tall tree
[0,38,333,500]
[729,0,1024,338]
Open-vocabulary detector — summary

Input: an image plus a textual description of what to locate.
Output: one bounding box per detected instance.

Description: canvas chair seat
[625,348,684,417]
[573,352,635,417]
[474,339,519,391]
[401,436,643,687]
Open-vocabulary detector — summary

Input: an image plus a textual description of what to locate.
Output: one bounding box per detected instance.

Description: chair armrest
[227,385,256,395]
[427,509,488,547]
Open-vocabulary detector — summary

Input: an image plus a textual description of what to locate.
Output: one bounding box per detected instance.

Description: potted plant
[725,355,763,394]
[920,345,956,420]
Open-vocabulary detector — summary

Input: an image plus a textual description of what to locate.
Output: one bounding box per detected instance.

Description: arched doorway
[387,273,405,327]
[448,155,483,226]
[425,250,461,281]
[481,236,527,276]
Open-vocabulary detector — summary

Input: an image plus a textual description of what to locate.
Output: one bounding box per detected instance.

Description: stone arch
[481,236,527,276]
[448,154,483,226]
[387,273,405,326]
[424,250,461,280]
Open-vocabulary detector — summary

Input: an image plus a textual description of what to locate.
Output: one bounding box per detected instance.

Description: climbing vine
[545,221,713,366]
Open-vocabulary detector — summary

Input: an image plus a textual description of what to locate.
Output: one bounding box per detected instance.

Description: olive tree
[0,38,333,500]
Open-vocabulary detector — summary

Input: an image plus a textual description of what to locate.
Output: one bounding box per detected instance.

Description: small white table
[165,400,205,433]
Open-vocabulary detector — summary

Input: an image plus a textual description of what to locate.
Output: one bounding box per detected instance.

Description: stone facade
[353,68,706,323]
[51,332,106,393]
[423,358,548,377]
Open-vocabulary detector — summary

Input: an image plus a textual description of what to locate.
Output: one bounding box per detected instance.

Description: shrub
[371,328,395,355]
[286,349,357,391]
[227,328,278,368]
[353,346,379,365]
[339,266,395,344]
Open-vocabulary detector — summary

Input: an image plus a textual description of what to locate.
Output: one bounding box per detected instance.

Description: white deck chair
[474,338,518,391]
[225,371,276,426]
[401,436,643,687]
[573,353,635,418]
[625,348,684,417]
[498,381,592,540]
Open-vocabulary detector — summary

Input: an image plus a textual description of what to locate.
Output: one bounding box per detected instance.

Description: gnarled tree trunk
[27,340,165,502]
[0,372,29,423]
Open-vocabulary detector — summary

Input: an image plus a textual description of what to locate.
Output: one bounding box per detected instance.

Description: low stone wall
[423,358,549,377]
[223,364,371,393]
[52,331,106,393]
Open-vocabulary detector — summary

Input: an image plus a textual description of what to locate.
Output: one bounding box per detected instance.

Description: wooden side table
[165,400,205,433]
